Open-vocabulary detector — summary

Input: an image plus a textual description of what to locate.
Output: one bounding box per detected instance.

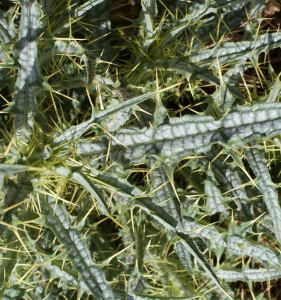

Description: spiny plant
[1,0,281,299]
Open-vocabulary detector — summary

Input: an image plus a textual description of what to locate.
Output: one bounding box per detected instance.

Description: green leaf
[244,145,281,243]
[41,195,115,299]
[0,11,14,43]
[0,231,19,291]
[217,60,249,112]
[0,164,35,191]
[46,261,90,297]
[135,197,178,232]
[141,0,157,39]
[186,0,247,53]
[0,164,34,176]
[148,158,181,219]
[204,148,253,219]
[134,195,229,298]
[40,0,53,14]
[11,0,43,143]
[227,235,280,268]
[159,23,191,49]
[39,40,84,66]
[95,90,162,121]
[175,235,231,300]
[74,0,106,18]
[55,167,111,216]
[52,114,95,146]
[0,172,33,237]
[217,267,281,282]
[154,58,242,99]
[192,32,281,65]
[182,217,226,256]
[266,75,281,103]
[94,172,144,199]
[80,0,112,60]
[53,90,164,147]
[109,103,281,165]
[175,241,193,274]
[205,168,229,215]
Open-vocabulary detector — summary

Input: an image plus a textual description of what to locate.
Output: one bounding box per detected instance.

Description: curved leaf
[244,146,281,243]
[41,195,115,299]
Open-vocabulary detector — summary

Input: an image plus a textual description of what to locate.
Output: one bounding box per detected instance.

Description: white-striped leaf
[41,196,115,299]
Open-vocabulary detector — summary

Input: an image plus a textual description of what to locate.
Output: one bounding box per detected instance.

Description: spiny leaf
[53,89,169,147]
[227,235,280,268]
[55,167,111,216]
[0,172,33,237]
[135,196,228,298]
[192,32,281,65]
[175,233,232,300]
[182,217,226,254]
[41,195,115,299]
[154,58,243,99]
[0,164,36,176]
[217,267,281,282]
[148,157,181,219]
[46,261,90,297]
[39,40,84,66]
[244,145,281,243]
[204,148,253,219]
[186,1,247,53]
[266,75,281,103]
[134,197,178,232]
[205,168,229,215]
[109,103,281,164]
[11,0,43,143]
[0,231,19,289]
[0,11,14,43]
[175,241,193,274]
[81,0,112,60]
[52,114,95,146]
[141,0,157,41]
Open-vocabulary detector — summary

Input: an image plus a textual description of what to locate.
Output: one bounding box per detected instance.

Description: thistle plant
[1,0,281,299]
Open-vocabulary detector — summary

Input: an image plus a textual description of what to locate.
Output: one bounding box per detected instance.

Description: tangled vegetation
[1,0,281,299]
